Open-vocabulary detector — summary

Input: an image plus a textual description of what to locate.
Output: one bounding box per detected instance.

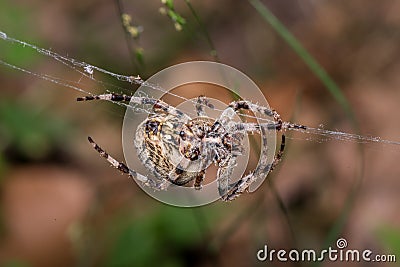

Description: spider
[77,93,306,201]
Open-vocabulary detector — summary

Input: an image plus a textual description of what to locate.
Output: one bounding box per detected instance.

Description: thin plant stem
[210,193,265,251]
[249,0,365,259]
[184,0,219,61]
[249,0,356,126]
[114,0,142,74]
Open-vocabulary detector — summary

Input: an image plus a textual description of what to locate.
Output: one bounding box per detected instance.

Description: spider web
[1,31,400,147]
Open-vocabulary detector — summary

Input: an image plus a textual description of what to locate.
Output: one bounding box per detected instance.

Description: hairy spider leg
[207,107,240,199]
[271,134,286,171]
[217,157,237,200]
[228,100,283,128]
[232,122,306,132]
[208,105,271,201]
[77,93,132,102]
[87,136,168,190]
[226,123,270,201]
[195,95,215,117]
[209,105,249,200]
[211,100,289,201]
[227,100,290,171]
[222,126,286,201]
[230,121,286,171]
[77,93,188,119]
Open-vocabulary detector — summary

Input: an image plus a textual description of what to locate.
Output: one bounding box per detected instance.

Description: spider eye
[179,131,186,139]
[145,120,160,135]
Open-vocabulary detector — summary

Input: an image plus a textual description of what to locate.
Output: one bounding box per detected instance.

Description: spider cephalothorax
[178,117,214,161]
[77,94,302,201]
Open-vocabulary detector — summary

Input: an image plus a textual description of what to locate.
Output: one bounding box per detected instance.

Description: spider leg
[193,170,205,190]
[167,164,206,190]
[270,133,285,171]
[230,122,287,171]
[220,127,286,201]
[87,136,168,190]
[77,94,189,120]
[230,121,302,172]
[229,100,310,132]
[210,106,236,134]
[232,122,307,133]
[210,99,281,136]
[211,102,289,201]
[195,96,214,117]
[229,100,282,126]
[216,100,304,201]
[77,93,132,102]
[218,156,238,200]
[231,122,279,133]
[209,106,239,198]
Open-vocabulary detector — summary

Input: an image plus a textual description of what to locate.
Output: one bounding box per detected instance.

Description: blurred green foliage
[105,206,207,267]
[2,259,30,267]
[0,99,72,162]
[0,0,41,67]
[160,0,186,31]
[378,226,400,258]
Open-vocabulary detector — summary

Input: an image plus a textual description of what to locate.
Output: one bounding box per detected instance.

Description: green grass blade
[249,0,355,123]
[249,0,365,261]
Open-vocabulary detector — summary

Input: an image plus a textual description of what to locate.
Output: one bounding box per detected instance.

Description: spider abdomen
[135,114,204,187]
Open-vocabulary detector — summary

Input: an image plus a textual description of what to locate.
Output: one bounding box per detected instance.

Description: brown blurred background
[0,0,400,266]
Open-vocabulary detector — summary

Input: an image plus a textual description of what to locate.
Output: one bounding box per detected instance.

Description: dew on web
[0,31,7,40]
[84,65,94,77]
